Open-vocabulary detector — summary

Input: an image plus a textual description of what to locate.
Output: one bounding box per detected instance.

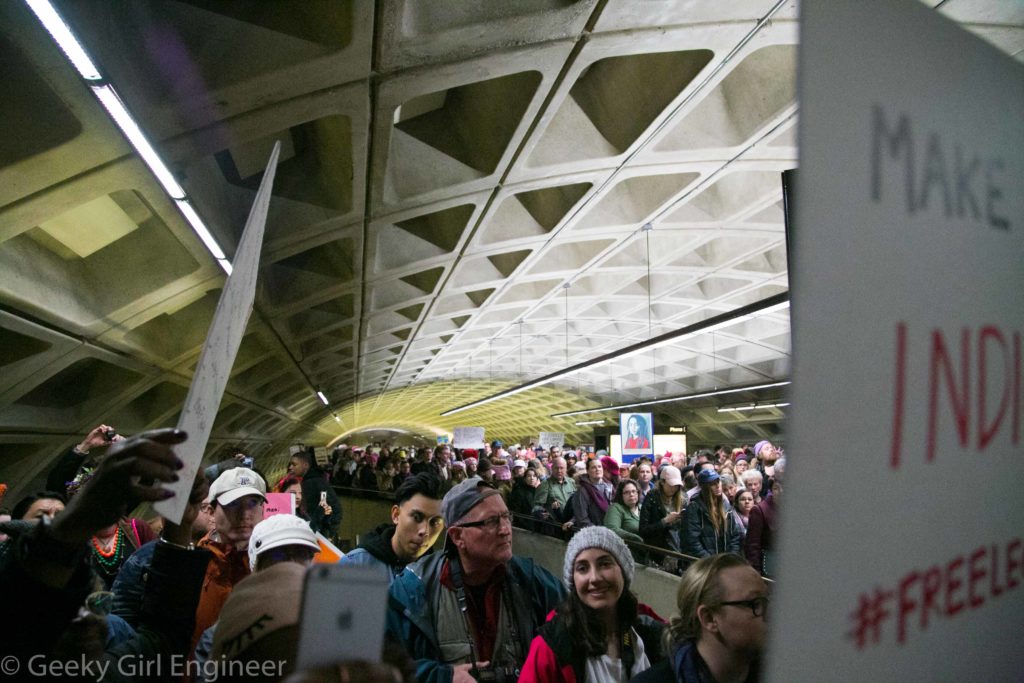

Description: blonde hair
[666,554,750,647]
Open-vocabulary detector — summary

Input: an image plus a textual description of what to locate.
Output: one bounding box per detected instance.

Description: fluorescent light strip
[718,402,791,413]
[317,391,330,406]
[90,85,186,199]
[575,419,605,426]
[25,0,102,80]
[550,381,792,418]
[175,200,227,259]
[30,2,234,275]
[440,292,789,417]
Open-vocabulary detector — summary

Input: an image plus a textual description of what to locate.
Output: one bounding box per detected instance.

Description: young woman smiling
[520,527,666,682]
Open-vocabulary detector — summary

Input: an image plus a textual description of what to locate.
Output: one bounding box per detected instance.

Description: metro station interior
[1,0,1021,498]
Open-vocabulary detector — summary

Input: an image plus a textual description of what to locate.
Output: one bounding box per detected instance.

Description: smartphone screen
[295,564,389,670]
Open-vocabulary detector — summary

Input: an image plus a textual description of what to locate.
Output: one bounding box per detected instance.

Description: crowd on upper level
[0,425,781,682]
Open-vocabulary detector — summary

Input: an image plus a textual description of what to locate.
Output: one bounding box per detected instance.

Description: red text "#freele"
[848,537,1023,649]
[889,323,1022,469]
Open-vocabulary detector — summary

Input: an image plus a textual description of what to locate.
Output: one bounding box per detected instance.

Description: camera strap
[447,552,483,680]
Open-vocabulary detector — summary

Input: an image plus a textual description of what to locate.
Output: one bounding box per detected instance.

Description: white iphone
[295,563,390,671]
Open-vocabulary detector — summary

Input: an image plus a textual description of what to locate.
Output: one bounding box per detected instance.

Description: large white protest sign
[771,2,1022,680]
[453,427,485,449]
[538,431,564,449]
[154,143,280,524]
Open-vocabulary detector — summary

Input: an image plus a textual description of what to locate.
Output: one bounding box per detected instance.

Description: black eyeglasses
[456,511,512,531]
[718,596,769,618]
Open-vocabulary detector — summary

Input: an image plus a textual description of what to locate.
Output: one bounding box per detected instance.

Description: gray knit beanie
[563,526,636,589]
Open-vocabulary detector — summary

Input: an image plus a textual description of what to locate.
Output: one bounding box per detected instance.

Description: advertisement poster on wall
[619,412,654,462]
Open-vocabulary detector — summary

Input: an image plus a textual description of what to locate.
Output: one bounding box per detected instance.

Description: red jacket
[519,605,666,683]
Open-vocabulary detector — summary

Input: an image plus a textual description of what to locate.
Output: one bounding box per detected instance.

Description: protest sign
[453,427,485,449]
[155,143,280,524]
[771,2,1023,679]
[538,431,564,449]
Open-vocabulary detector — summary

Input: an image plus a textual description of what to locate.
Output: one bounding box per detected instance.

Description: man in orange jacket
[191,467,266,651]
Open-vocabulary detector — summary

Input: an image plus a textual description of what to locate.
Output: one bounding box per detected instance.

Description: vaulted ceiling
[1,0,1021,490]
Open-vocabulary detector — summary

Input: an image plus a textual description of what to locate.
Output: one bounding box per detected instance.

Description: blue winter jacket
[386,551,565,683]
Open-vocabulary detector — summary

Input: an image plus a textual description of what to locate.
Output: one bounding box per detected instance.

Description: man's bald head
[551,457,567,480]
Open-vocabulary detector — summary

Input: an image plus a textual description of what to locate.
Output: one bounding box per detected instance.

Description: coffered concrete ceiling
[1,0,1021,490]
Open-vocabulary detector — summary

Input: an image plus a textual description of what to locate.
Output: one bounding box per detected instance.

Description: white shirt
[583,628,650,682]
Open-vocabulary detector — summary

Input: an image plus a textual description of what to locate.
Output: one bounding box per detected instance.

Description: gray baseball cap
[441,476,499,526]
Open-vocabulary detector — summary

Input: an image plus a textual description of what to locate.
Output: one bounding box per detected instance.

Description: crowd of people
[329,439,783,579]
[0,425,781,682]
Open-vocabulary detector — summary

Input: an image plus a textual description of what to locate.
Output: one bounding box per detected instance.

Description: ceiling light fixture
[717,401,791,413]
[316,390,330,406]
[25,0,102,80]
[90,85,186,199]
[575,419,605,426]
[550,380,792,418]
[26,0,231,273]
[440,292,789,417]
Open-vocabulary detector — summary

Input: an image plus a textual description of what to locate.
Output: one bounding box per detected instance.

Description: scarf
[580,479,610,515]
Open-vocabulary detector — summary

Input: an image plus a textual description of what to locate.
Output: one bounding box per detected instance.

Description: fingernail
[175,458,185,469]
[171,473,180,482]
[162,489,175,499]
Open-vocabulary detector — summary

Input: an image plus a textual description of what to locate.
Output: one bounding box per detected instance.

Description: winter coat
[1,522,210,677]
[744,494,778,575]
[683,494,741,558]
[639,492,683,553]
[386,552,565,682]
[508,479,539,517]
[518,605,666,683]
[603,502,643,543]
[572,480,610,529]
[632,640,761,683]
[338,522,410,584]
[300,465,342,536]
[192,532,252,651]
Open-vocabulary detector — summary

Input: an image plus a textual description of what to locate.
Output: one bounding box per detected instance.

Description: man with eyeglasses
[191,466,266,651]
[634,553,767,683]
[388,476,565,682]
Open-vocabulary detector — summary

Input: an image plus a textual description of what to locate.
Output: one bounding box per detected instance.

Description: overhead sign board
[772,2,1023,680]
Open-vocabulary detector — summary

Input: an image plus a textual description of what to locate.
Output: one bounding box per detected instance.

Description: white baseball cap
[513,459,527,469]
[207,467,267,506]
[248,513,320,570]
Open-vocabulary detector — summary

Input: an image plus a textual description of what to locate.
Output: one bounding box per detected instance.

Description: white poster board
[154,143,280,524]
[772,2,1023,680]
[313,446,329,466]
[538,431,564,449]
[452,427,485,450]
